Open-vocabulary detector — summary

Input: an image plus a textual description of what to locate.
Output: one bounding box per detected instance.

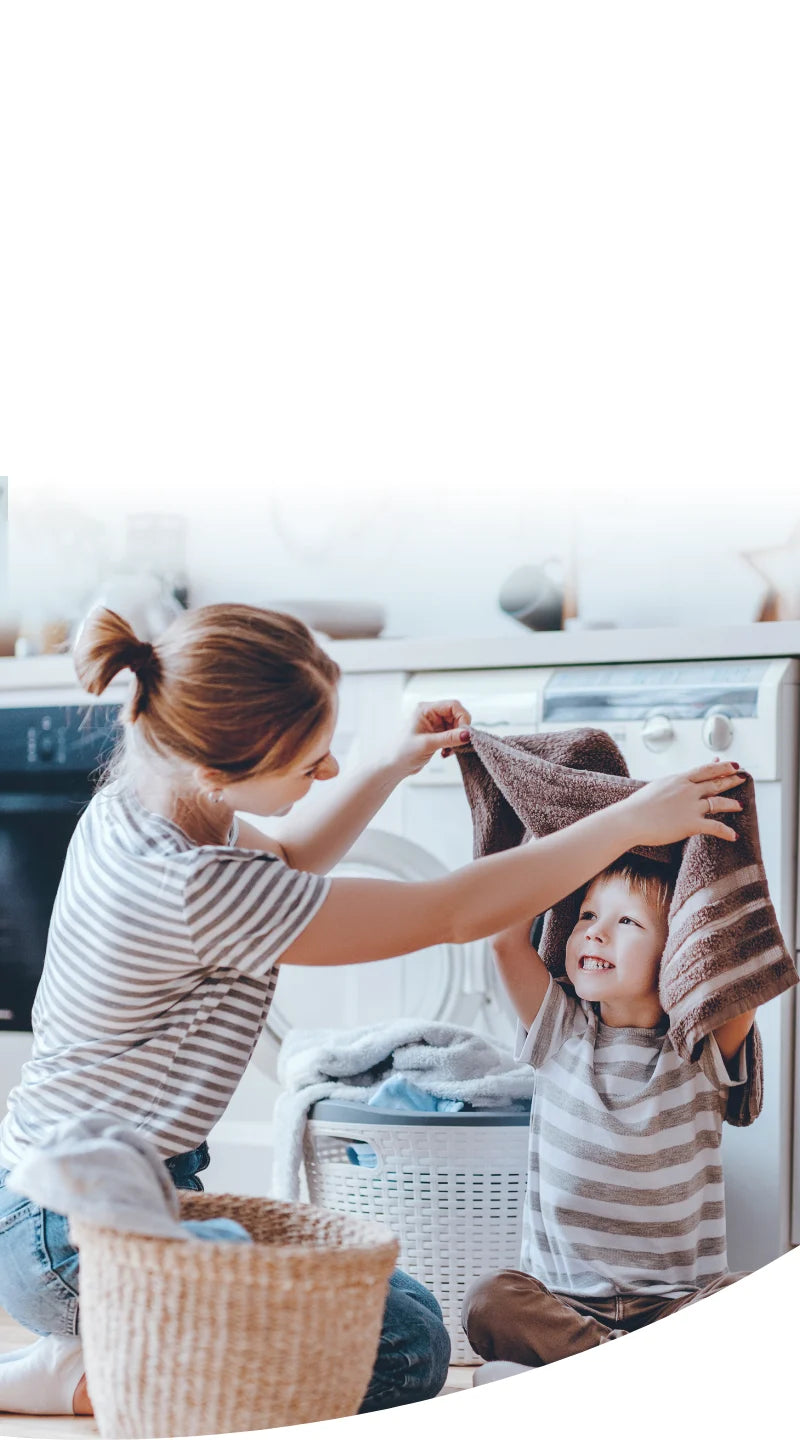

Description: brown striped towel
[457,727,798,1126]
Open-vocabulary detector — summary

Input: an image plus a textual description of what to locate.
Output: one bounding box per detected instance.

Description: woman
[0,604,743,1416]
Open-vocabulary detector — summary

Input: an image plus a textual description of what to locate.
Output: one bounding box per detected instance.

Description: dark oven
[0,702,120,1030]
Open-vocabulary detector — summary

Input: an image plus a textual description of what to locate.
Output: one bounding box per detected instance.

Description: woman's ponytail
[73,607,161,718]
[73,602,340,783]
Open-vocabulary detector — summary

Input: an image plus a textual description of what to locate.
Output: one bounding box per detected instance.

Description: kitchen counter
[5,620,800,689]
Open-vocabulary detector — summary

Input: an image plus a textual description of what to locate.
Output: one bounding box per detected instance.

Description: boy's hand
[621,762,745,847]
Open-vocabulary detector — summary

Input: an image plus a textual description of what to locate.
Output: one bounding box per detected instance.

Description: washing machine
[245,657,799,1276]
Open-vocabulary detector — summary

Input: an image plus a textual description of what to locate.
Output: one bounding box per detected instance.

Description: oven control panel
[0,704,120,778]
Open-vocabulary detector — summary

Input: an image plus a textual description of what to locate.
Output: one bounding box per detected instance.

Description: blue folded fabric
[180,1218,253,1244]
[345,1142,379,1170]
[368,1076,464,1113]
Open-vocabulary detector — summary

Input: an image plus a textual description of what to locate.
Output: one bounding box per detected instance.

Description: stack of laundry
[272,1020,533,1199]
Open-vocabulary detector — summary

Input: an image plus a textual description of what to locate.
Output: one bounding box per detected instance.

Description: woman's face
[219,702,339,817]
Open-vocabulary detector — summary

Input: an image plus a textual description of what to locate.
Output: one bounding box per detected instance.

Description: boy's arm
[712,1010,757,1069]
[491,918,552,1030]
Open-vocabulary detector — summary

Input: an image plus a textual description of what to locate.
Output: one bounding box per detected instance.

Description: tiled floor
[0,1309,476,1436]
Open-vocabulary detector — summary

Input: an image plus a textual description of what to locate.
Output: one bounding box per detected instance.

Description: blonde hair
[74,604,340,783]
[584,855,675,923]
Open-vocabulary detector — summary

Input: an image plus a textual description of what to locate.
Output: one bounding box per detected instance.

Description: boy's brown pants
[462,1268,744,1367]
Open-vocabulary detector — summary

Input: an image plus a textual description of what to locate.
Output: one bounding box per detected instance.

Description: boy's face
[564,874,668,1016]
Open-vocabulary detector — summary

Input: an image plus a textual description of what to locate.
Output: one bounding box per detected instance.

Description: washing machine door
[254,828,516,1081]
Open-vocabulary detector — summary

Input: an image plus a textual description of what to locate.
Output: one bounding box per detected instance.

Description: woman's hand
[390,699,472,777]
[620,761,746,846]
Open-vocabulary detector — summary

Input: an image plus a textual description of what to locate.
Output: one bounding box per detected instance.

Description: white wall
[7,482,799,640]
[4,5,799,642]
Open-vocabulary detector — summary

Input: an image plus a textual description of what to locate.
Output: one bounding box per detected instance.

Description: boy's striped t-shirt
[0,787,330,1168]
[516,977,746,1298]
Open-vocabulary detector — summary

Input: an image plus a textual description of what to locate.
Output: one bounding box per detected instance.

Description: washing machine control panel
[542,659,794,780]
[403,658,798,784]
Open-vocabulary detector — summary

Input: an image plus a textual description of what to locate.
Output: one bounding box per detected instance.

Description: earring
[207,789,224,805]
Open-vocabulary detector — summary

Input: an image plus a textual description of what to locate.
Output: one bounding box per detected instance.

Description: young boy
[463,856,756,1381]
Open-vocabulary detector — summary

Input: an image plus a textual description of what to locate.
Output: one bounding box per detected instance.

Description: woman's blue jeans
[0,1160,450,1410]
[359,1269,450,1412]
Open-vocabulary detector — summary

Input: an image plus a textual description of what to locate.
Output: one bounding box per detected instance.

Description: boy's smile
[565,873,669,1028]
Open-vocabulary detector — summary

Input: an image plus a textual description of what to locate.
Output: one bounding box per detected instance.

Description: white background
[1,3,799,1434]
[3,4,800,643]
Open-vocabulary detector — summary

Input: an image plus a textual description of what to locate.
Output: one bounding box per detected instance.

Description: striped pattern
[661,863,792,1053]
[0,788,329,1167]
[516,979,743,1298]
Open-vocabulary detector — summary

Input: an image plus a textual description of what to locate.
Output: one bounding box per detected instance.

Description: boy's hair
[582,855,676,924]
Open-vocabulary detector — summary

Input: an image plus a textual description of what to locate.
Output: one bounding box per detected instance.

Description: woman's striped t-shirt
[0,787,330,1168]
[516,977,746,1298]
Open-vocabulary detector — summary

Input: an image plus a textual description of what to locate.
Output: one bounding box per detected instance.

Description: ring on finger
[706,795,716,816]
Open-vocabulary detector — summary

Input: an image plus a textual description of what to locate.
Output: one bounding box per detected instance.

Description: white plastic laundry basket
[303,1100,530,1363]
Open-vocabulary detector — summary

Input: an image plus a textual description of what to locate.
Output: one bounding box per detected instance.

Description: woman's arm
[235,819,288,862]
[277,762,744,968]
[490,921,551,1030]
[272,757,418,873]
[272,700,471,874]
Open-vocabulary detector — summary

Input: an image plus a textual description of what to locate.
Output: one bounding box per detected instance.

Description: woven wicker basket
[71,1192,399,1437]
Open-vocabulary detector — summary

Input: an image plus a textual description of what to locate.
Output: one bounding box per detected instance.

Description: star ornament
[741,523,800,621]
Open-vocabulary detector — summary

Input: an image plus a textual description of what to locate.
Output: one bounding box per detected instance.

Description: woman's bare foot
[72,1374,94,1416]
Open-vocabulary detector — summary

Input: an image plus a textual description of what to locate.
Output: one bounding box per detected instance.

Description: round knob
[641,714,675,752]
[702,711,734,752]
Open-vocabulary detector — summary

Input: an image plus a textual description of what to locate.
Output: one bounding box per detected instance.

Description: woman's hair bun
[73,607,161,710]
